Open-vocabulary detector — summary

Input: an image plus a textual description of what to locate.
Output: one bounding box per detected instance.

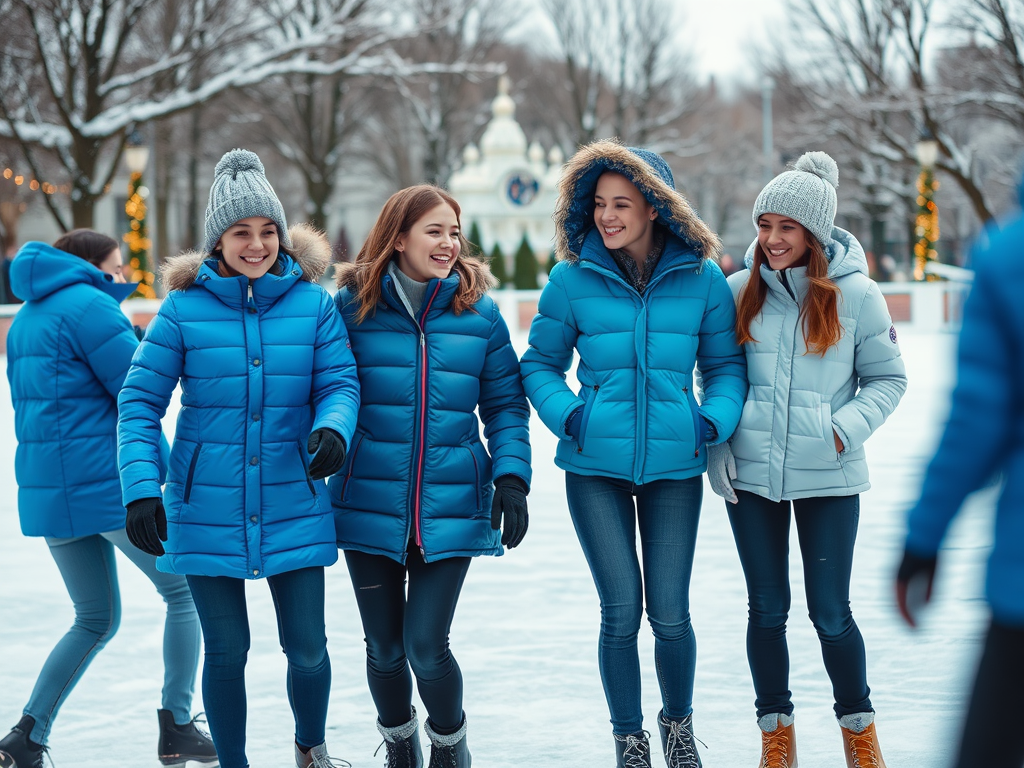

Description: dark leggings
[727,490,871,718]
[955,620,1024,768]
[344,543,471,732]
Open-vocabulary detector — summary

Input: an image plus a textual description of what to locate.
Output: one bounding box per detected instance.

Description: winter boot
[376,707,424,768]
[0,716,45,768]
[157,709,219,766]
[657,711,702,768]
[613,730,653,768]
[423,715,471,768]
[757,713,797,768]
[838,713,887,768]
[294,741,352,768]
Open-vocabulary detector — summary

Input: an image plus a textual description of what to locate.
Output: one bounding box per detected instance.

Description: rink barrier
[0,281,971,355]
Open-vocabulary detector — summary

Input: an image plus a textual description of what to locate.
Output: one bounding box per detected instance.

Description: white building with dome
[449,76,563,266]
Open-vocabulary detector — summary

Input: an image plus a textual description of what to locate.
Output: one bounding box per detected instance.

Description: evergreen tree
[489,243,509,287]
[544,249,557,275]
[467,220,484,258]
[513,234,539,290]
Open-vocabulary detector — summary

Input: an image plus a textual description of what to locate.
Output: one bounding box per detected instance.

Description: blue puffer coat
[6,241,145,538]
[329,259,531,564]
[118,225,360,579]
[905,181,1024,624]
[520,141,747,482]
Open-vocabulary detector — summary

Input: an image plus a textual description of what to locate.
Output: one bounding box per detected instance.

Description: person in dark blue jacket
[520,140,747,768]
[330,184,531,768]
[0,230,216,768]
[117,149,360,768]
[897,180,1024,768]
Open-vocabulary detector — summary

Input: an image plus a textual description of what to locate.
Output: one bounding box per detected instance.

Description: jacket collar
[579,227,701,287]
[379,267,461,319]
[193,253,302,309]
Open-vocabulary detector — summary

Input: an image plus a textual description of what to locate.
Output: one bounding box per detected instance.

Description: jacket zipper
[412,282,443,557]
[340,433,365,502]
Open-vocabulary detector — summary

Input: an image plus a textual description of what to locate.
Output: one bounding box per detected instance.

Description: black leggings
[344,544,471,732]
[955,620,1024,768]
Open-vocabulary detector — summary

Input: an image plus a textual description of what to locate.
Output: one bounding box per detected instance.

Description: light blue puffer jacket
[521,141,747,482]
[6,241,149,538]
[117,225,360,579]
[329,259,531,564]
[726,227,907,501]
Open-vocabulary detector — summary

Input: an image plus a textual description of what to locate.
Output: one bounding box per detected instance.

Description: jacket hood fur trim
[161,223,331,291]
[334,256,496,304]
[554,139,721,263]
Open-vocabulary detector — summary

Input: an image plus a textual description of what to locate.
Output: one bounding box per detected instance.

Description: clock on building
[504,171,539,207]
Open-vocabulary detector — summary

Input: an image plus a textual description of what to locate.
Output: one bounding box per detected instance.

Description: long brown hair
[348,185,493,323]
[736,234,842,356]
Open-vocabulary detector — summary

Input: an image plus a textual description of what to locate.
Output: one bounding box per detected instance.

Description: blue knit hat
[752,151,839,247]
[204,149,292,255]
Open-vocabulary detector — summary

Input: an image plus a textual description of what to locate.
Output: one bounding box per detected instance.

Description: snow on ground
[0,328,994,767]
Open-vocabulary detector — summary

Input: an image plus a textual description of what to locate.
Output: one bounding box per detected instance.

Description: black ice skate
[0,716,45,768]
[157,709,219,766]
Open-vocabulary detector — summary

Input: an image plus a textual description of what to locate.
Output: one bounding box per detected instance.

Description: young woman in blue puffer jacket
[117,149,360,768]
[706,152,907,768]
[1,230,216,768]
[520,140,747,768]
[330,184,531,768]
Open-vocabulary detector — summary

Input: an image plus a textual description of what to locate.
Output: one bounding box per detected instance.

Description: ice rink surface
[0,328,995,767]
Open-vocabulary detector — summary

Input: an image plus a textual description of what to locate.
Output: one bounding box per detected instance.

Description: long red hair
[735,234,842,356]
[347,185,492,323]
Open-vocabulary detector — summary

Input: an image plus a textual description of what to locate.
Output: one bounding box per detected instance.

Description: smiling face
[216,217,280,279]
[97,247,126,284]
[593,172,657,262]
[394,203,461,282]
[757,213,812,270]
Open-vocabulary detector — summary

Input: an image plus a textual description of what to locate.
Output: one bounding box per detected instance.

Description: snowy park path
[0,330,992,767]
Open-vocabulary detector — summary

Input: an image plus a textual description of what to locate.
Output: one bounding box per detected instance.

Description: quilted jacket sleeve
[695,264,747,444]
[831,281,907,453]
[118,295,185,505]
[519,263,584,439]
[479,300,532,488]
[73,293,139,401]
[309,289,361,448]
[905,249,1010,555]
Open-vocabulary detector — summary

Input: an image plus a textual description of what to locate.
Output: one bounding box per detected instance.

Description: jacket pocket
[577,385,599,451]
[464,445,482,514]
[821,402,840,460]
[183,443,202,504]
[684,386,702,457]
[340,433,365,503]
[296,442,317,498]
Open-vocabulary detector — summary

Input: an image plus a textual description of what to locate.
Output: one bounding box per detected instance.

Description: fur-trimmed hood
[334,255,497,305]
[161,222,331,292]
[554,139,721,263]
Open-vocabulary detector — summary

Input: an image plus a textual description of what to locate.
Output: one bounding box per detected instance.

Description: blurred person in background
[0,229,215,768]
[897,181,1024,768]
[707,152,906,768]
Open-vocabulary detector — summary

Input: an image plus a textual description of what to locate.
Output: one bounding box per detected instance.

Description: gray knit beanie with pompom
[204,148,292,255]
[752,151,839,247]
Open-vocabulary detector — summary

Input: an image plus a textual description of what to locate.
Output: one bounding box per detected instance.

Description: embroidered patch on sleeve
[889,325,897,343]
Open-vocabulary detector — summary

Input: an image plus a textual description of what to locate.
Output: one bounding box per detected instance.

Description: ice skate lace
[614,732,652,768]
[760,727,792,768]
[847,730,881,768]
[374,737,414,768]
[308,746,352,768]
[662,717,703,768]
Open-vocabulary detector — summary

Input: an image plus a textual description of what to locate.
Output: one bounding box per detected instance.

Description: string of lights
[913,168,940,281]
[124,170,155,299]
[2,167,69,195]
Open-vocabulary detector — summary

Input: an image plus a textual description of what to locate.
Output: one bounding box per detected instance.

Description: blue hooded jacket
[117,225,360,579]
[520,140,747,482]
[905,181,1024,625]
[6,241,150,538]
[329,258,531,564]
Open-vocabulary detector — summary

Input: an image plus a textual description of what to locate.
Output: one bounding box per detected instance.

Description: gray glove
[706,441,738,504]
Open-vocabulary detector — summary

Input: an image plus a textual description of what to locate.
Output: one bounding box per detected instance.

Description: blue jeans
[727,490,871,718]
[186,567,330,768]
[24,529,200,744]
[344,544,471,732]
[564,472,702,734]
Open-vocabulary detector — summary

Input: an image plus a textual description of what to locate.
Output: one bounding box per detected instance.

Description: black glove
[895,549,938,628]
[307,428,346,480]
[490,475,529,549]
[126,497,167,556]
